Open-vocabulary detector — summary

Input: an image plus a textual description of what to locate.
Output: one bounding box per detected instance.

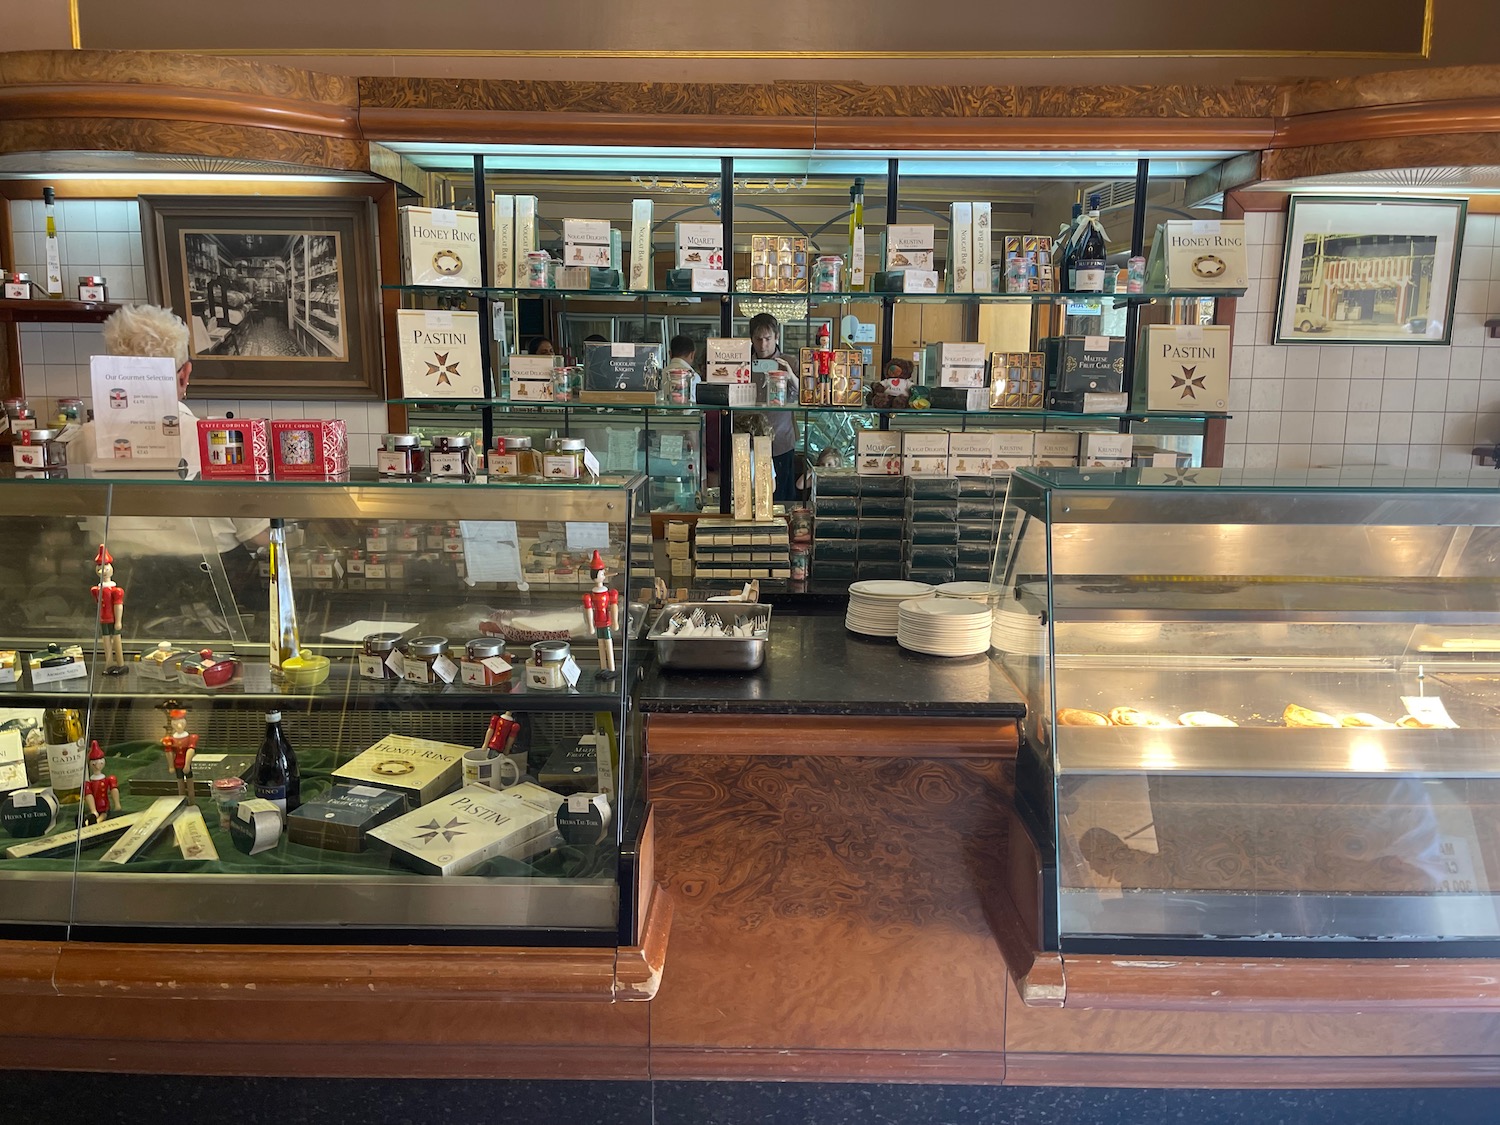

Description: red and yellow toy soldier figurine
[581,550,621,680]
[161,705,199,805]
[82,740,121,825]
[91,544,127,674]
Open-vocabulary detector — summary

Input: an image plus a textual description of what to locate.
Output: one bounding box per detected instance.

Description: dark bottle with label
[1071,193,1108,293]
[253,710,301,814]
[1060,202,1083,291]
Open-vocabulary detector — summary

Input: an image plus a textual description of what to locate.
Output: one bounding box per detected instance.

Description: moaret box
[704,338,752,384]
[675,222,724,270]
[332,734,471,808]
[368,782,566,876]
[400,206,483,287]
[397,309,485,399]
[1138,324,1232,412]
[856,429,901,475]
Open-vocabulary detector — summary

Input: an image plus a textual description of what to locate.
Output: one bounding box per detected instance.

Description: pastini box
[397,309,485,399]
[369,782,565,876]
[1137,324,1232,412]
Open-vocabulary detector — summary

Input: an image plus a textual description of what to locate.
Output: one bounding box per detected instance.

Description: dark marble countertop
[639,612,1026,717]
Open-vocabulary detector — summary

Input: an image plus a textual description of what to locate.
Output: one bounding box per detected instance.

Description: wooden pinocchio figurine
[160,704,199,805]
[581,550,620,680]
[82,740,121,825]
[90,544,127,674]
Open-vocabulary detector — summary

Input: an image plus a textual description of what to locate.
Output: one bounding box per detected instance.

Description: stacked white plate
[897,597,994,657]
[935,581,1005,605]
[845,580,936,637]
[991,606,1045,657]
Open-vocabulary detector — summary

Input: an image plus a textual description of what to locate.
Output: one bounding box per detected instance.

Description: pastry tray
[647,602,772,672]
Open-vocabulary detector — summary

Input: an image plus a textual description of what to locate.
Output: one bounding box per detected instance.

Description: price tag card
[432,654,460,684]
[431,208,458,228]
[566,522,611,550]
[1083,335,1109,352]
[1400,696,1459,728]
[384,649,407,677]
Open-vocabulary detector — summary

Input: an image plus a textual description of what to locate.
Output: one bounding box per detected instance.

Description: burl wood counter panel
[646,720,1016,1083]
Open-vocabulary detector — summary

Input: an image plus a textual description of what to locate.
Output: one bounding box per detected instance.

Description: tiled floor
[0,1074,1496,1125]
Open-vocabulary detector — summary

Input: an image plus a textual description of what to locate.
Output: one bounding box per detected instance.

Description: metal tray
[648,602,772,672]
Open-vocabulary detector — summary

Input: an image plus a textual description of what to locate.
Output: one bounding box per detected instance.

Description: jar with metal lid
[429,434,474,477]
[459,637,512,687]
[358,632,403,680]
[3,273,31,299]
[54,397,85,425]
[543,436,588,481]
[487,434,542,478]
[524,250,551,289]
[377,433,425,477]
[813,255,844,293]
[400,635,451,685]
[525,640,574,691]
[212,776,248,830]
[77,276,107,302]
[12,428,67,471]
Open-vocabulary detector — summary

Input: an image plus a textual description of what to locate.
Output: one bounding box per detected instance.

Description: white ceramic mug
[463,747,521,790]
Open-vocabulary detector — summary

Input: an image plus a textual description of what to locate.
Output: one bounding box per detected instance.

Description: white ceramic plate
[850,580,936,599]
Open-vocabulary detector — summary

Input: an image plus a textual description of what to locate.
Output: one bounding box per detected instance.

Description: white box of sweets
[562,219,612,268]
[396,310,484,398]
[400,206,483,287]
[1032,432,1081,467]
[676,223,724,269]
[901,431,949,476]
[856,429,901,474]
[991,432,1035,473]
[1082,433,1134,466]
[886,224,935,270]
[705,338,752,383]
[1139,324,1232,412]
[948,433,995,475]
[369,783,566,876]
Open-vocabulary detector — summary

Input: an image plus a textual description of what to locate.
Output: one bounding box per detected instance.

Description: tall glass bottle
[42,707,84,803]
[267,518,300,680]
[253,710,301,813]
[847,177,866,292]
[1072,194,1108,293]
[41,187,63,298]
[1059,202,1083,291]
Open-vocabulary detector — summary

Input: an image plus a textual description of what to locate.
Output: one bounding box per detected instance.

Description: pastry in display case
[994,467,1500,955]
[0,467,648,946]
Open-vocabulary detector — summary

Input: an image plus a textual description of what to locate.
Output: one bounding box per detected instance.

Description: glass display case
[0,468,648,946]
[995,466,1500,956]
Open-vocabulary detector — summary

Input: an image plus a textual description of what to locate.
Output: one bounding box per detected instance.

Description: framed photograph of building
[1275,196,1467,346]
[141,196,383,399]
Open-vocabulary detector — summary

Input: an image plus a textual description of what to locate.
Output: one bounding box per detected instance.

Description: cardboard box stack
[693,521,790,581]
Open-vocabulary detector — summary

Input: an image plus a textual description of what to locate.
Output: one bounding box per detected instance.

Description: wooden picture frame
[1274,195,1467,346]
[141,195,382,399]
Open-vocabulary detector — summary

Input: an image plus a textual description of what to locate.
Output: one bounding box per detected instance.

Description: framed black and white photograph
[1274,196,1467,346]
[141,196,383,399]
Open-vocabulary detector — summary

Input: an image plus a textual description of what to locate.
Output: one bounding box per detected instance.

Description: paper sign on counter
[460,521,522,584]
[565,522,611,551]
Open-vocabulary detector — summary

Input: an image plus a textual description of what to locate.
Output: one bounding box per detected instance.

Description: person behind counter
[666,334,701,403]
[79,304,271,622]
[747,312,800,501]
[525,336,555,356]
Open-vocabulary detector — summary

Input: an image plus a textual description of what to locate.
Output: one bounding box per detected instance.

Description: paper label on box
[1083,335,1109,352]
[1191,219,1221,235]
[31,660,88,685]
[902,270,939,293]
[13,790,35,808]
[431,208,457,228]
[425,311,453,329]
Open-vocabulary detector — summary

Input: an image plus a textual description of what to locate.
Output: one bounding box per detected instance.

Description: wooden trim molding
[1274,97,1500,150]
[0,83,359,140]
[649,1046,1007,1084]
[645,714,1020,758]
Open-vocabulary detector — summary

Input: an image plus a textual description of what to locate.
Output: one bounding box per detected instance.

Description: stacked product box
[664,520,693,584]
[905,476,960,584]
[811,471,905,583]
[693,521,790,581]
[749,234,809,293]
[628,518,657,590]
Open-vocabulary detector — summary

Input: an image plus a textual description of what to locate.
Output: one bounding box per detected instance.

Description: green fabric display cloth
[4,741,615,880]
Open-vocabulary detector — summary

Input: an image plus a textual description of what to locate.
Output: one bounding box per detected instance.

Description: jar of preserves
[813,255,844,293]
[377,433,425,477]
[77,275,108,302]
[525,640,574,691]
[400,635,451,685]
[430,434,474,477]
[359,632,403,680]
[460,638,512,686]
[543,436,588,480]
[12,428,67,471]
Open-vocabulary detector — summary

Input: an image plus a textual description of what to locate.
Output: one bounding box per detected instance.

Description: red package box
[269,419,349,478]
[197,418,271,478]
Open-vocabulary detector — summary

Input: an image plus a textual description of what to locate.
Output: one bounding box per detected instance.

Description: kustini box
[197,418,270,478]
[399,206,483,287]
[1082,432,1135,467]
[269,419,348,479]
[397,309,485,399]
[885,224,935,271]
[1032,431,1081,467]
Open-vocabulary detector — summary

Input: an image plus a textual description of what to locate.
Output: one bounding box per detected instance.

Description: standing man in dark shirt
[747,313,801,501]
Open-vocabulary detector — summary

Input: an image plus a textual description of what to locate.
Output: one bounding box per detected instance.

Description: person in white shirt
[665,334,701,404]
[80,304,270,625]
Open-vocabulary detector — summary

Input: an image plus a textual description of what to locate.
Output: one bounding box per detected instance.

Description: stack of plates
[935,581,1005,605]
[898,598,994,657]
[991,606,1045,657]
[845,580,936,636]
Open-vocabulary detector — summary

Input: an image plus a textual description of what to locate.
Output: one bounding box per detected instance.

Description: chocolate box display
[368,782,566,876]
[748,234,809,294]
[988,352,1046,409]
[287,783,408,852]
[197,418,271,478]
[269,419,349,478]
[127,754,252,799]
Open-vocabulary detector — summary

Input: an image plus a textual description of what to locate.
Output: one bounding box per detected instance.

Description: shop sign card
[397,309,484,398]
[88,355,183,471]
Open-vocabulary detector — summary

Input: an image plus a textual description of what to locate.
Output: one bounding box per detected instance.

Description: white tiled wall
[7,198,391,466]
[1226,209,1500,471]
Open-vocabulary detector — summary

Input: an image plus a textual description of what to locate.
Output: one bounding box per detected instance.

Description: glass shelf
[382,284,1245,304]
[397,400,1229,422]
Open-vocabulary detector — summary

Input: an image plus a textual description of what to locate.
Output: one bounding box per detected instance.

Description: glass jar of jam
[12,428,67,471]
[460,638,512,686]
[377,433,425,476]
[430,434,474,477]
[543,436,588,481]
[77,275,108,303]
[400,635,451,685]
[359,632,403,680]
[525,640,574,691]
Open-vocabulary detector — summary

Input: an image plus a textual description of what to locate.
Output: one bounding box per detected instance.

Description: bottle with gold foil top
[42,707,85,804]
[267,518,301,680]
[42,186,63,298]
